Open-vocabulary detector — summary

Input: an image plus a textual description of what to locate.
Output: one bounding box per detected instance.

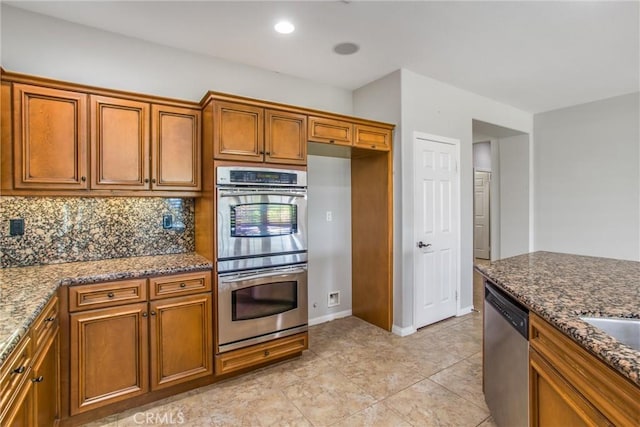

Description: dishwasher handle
[485,282,529,339]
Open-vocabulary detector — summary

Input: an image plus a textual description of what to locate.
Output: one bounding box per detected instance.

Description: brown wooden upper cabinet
[213,100,306,165]
[91,96,201,191]
[354,124,392,151]
[307,116,353,146]
[91,95,150,190]
[12,84,89,190]
[152,105,201,191]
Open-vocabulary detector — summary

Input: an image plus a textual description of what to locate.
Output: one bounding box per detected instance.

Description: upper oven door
[217,188,307,261]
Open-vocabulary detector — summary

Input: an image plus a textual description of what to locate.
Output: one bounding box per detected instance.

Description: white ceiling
[6,1,639,113]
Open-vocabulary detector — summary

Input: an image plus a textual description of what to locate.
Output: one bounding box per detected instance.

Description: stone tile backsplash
[0,197,195,268]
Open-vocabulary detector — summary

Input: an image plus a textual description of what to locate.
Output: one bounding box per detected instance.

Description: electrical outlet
[9,219,24,236]
[162,214,173,229]
[326,211,333,222]
[328,291,340,307]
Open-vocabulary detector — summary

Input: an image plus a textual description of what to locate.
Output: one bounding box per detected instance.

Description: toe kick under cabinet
[65,271,213,416]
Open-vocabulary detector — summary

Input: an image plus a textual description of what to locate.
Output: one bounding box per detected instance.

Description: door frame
[412,131,462,327]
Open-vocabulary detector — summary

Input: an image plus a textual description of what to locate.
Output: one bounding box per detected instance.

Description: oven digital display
[232,281,298,321]
[229,170,298,185]
[230,203,298,237]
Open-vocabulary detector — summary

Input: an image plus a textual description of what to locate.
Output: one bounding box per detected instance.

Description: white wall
[1,5,352,114]
[473,141,492,170]
[307,155,352,324]
[499,135,530,258]
[355,69,533,330]
[534,93,640,261]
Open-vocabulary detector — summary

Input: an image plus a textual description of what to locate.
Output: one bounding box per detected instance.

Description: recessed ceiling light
[333,42,359,55]
[274,20,295,34]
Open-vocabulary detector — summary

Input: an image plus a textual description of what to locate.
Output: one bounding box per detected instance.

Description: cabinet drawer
[69,278,147,312]
[354,124,391,151]
[149,271,211,300]
[215,332,308,376]
[0,335,32,418]
[31,295,59,354]
[308,116,353,146]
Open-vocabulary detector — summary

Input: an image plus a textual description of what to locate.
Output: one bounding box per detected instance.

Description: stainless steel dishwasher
[483,280,529,427]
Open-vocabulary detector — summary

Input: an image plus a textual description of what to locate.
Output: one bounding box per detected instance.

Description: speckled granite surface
[475,251,640,386]
[0,253,212,368]
[0,197,195,268]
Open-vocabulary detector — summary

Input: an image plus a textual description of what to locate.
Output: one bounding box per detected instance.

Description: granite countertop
[0,253,213,368]
[475,251,640,386]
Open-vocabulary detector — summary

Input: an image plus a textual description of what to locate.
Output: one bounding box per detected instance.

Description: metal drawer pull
[107,292,115,298]
[264,350,270,357]
[13,366,25,374]
[180,283,186,288]
[32,376,44,383]
[45,316,56,322]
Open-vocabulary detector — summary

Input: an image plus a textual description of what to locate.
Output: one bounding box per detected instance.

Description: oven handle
[218,190,307,198]
[219,267,307,284]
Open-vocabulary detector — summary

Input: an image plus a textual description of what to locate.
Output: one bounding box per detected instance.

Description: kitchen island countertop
[475,251,640,386]
[0,253,213,367]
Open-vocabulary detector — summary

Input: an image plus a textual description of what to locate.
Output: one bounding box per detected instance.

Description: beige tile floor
[84,270,495,427]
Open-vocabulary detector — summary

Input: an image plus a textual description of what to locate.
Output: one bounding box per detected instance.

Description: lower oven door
[217,264,308,353]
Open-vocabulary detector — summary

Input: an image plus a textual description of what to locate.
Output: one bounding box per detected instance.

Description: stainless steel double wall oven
[216,166,308,352]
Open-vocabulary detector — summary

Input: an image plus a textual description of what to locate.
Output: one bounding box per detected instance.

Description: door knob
[417,241,431,249]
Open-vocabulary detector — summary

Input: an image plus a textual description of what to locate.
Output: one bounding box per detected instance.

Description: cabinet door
[529,349,611,427]
[149,294,213,390]
[265,110,307,165]
[152,105,201,191]
[31,332,59,427]
[354,124,391,151]
[213,101,264,162]
[91,95,150,190]
[1,379,33,427]
[307,116,353,146]
[70,303,148,415]
[13,84,88,189]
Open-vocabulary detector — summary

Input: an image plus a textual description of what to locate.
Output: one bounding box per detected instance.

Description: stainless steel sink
[580,317,640,351]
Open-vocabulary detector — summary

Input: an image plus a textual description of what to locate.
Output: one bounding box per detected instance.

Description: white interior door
[474,170,491,259]
[414,134,459,328]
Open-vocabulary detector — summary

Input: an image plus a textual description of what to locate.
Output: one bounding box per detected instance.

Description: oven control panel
[217,166,307,187]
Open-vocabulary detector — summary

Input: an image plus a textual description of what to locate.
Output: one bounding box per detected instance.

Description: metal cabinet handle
[329,140,335,144]
[151,178,156,184]
[81,176,87,182]
[265,152,271,156]
[45,317,56,322]
[150,311,156,316]
[13,366,25,374]
[417,241,431,249]
[180,283,186,288]
[32,376,44,383]
[142,312,148,318]
[144,178,149,183]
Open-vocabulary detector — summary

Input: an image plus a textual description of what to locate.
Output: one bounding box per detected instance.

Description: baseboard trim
[308,309,352,326]
[392,324,417,337]
[457,305,474,316]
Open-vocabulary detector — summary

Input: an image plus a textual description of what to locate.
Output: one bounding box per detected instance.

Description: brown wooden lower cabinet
[215,333,308,376]
[66,271,214,420]
[1,296,60,426]
[70,302,149,415]
[529,348,611,426]
[149,293,213,390]
[529,313,640,427]
[31,332,60,426]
